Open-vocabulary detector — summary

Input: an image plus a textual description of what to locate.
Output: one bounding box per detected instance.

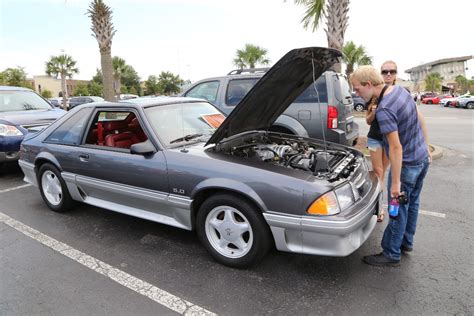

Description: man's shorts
[367,137,383,152]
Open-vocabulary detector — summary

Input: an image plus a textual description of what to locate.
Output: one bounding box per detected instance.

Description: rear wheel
[427,100,433,104]
[196,193,272,268]
[466,102,473,109]
[38,163,75,212]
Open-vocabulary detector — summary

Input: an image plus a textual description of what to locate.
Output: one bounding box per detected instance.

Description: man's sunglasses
[381,69,397,75]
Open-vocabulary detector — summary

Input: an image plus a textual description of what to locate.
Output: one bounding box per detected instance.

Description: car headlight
[0,124,23,136]
[306,183,356,216]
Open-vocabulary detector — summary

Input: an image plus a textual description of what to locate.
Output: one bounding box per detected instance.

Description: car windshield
[144,102,225,147]
[0,90,52,112]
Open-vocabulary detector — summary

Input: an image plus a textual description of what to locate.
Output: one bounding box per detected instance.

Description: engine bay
[213,132,363,182]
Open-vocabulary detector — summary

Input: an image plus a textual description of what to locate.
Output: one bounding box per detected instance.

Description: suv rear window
[332,74,352,105]
[294,76,327,103]
[225,78,259,106]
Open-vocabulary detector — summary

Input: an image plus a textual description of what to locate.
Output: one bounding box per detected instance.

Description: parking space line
[419,210,446,218]
[0,184,31,194]
[382,205,446,218]
[0,212,216,316]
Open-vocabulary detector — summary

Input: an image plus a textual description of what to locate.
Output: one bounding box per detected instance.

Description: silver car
[19,47,381,268]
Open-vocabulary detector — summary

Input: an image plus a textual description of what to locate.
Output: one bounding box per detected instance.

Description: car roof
[81,96,207,109]
[0,85,33,91]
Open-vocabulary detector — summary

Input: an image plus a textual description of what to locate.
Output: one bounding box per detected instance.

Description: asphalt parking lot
[1,104,473,315]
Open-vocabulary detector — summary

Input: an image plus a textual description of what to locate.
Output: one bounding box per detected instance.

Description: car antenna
[180,102,188,153]
[311,52,330,172]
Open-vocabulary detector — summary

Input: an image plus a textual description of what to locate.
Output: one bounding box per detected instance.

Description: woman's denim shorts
[367,137,383,152]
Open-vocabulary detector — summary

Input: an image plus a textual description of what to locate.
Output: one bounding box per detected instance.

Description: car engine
[214,132,361,182]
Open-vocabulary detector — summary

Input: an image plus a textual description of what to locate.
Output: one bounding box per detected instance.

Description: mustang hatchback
[19,47,381,268]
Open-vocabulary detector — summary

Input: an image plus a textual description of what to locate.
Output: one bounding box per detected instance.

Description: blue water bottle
[388,197,399,219]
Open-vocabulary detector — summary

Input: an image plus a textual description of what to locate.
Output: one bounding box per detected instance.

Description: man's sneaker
[401,244,413,253]
[362,252,401,267]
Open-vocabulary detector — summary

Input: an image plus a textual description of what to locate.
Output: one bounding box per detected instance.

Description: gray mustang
[19,47,381,268]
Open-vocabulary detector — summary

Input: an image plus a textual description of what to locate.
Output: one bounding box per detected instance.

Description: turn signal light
[307,191,340,216]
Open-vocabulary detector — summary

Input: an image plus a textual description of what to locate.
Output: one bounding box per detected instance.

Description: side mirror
[130,140,156,156]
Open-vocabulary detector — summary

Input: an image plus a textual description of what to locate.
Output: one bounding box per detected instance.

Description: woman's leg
[370,148,385,221]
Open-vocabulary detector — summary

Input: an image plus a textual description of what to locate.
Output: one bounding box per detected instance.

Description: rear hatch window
[332,74,354,133]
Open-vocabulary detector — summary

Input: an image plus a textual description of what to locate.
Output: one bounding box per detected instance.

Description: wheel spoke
[233,237,249,251]
[234,222,250,235]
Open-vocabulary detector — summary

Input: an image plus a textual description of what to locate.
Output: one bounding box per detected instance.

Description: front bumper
[263,175,381,257]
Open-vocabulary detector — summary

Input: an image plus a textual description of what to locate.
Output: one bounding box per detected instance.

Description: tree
[144,75,160,95]
[92,68,103,84]
[41,89,53,99]
[88,81,103,96]
[342,41,372,78]
[128,86,138,95]
[73,83,90,96]
[455,75,469,93]
[112,56,127,96]
[0,67,30,87]
[425,72,443,92]
[87,0,116,102]
[157,71,184,95]
[233,44,270,70]
[121,65,141,95]
[291,0,350,72]
[45,54,79,109]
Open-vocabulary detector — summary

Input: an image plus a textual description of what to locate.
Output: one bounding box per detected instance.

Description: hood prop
[311,51,330,173]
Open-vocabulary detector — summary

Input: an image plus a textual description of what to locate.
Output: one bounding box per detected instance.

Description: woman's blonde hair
[350,66,384,86]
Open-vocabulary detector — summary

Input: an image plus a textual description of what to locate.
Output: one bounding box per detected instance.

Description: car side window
[294,76,328,103]
[84,110,148,150]
[45,108,93,145]
[225,78,258,106]
[185,81,220,104]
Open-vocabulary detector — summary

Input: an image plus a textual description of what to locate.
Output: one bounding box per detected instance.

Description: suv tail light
[327,106,338,129]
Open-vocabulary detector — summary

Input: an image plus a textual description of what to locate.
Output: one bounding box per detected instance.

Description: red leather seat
[128,118,147,142]
[105,132,140,149]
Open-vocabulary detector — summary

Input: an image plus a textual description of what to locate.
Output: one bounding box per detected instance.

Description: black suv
[68,96,104,110]
[181,69,359,146]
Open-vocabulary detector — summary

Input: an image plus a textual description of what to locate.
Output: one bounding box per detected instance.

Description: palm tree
[233,44,270,70]
[291,0,350,72]
[425,73,443,92]
[45,54,79,109]
[112,56,127,96]
[87,0,116,101]
[342,41,372,78]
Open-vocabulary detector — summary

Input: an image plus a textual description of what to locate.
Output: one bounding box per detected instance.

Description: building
[405,56,473,92]
[32,76,90,97]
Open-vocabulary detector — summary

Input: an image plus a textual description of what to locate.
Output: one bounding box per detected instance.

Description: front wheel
[355,104,364,112]
[466,102,473,109]
[38,163,75,212]
[196,194,272,268]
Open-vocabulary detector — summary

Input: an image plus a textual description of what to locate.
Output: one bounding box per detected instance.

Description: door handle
[79,154,89,162]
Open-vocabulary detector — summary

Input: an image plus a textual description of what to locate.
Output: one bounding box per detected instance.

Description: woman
[365,60,397,221]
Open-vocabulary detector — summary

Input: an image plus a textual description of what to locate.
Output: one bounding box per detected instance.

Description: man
[350,66,430,267]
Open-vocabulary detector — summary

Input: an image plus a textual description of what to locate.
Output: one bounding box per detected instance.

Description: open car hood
[206,47,342,145]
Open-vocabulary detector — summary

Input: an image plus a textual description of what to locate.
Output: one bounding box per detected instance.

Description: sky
[1,0,473,83]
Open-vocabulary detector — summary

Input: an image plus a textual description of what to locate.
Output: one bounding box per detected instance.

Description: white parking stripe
[419,210,446,218]
[0,212,216,316]
[382,205,446,218]
[0,184,31,194]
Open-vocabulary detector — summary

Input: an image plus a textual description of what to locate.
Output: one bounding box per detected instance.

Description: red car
[421,96,441,104]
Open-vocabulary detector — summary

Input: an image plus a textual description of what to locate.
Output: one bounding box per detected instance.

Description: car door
[56,108,180,227]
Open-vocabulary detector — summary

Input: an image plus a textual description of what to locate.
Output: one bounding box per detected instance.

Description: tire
[355,103,364,112]
[427,100,433,104]
[196,193,272,268]
[38,163,75,212]
[444,102,450,107]
[466,102,473,110]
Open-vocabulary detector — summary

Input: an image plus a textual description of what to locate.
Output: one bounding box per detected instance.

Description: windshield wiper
[169,133,203,144]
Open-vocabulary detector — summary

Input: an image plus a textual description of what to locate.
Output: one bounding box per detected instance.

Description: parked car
[0,86,66,163]
[420,92,437,101]
[456,95,474,109]
[421,95,441,104]
[119,94,139,100]
[18,47,381,268]
[352,93,367,112]
[68,96,104,109]
[439,95,455,107]
[181,67,359,146]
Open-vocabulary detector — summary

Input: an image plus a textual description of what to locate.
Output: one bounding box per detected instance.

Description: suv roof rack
[227,67,270,75]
